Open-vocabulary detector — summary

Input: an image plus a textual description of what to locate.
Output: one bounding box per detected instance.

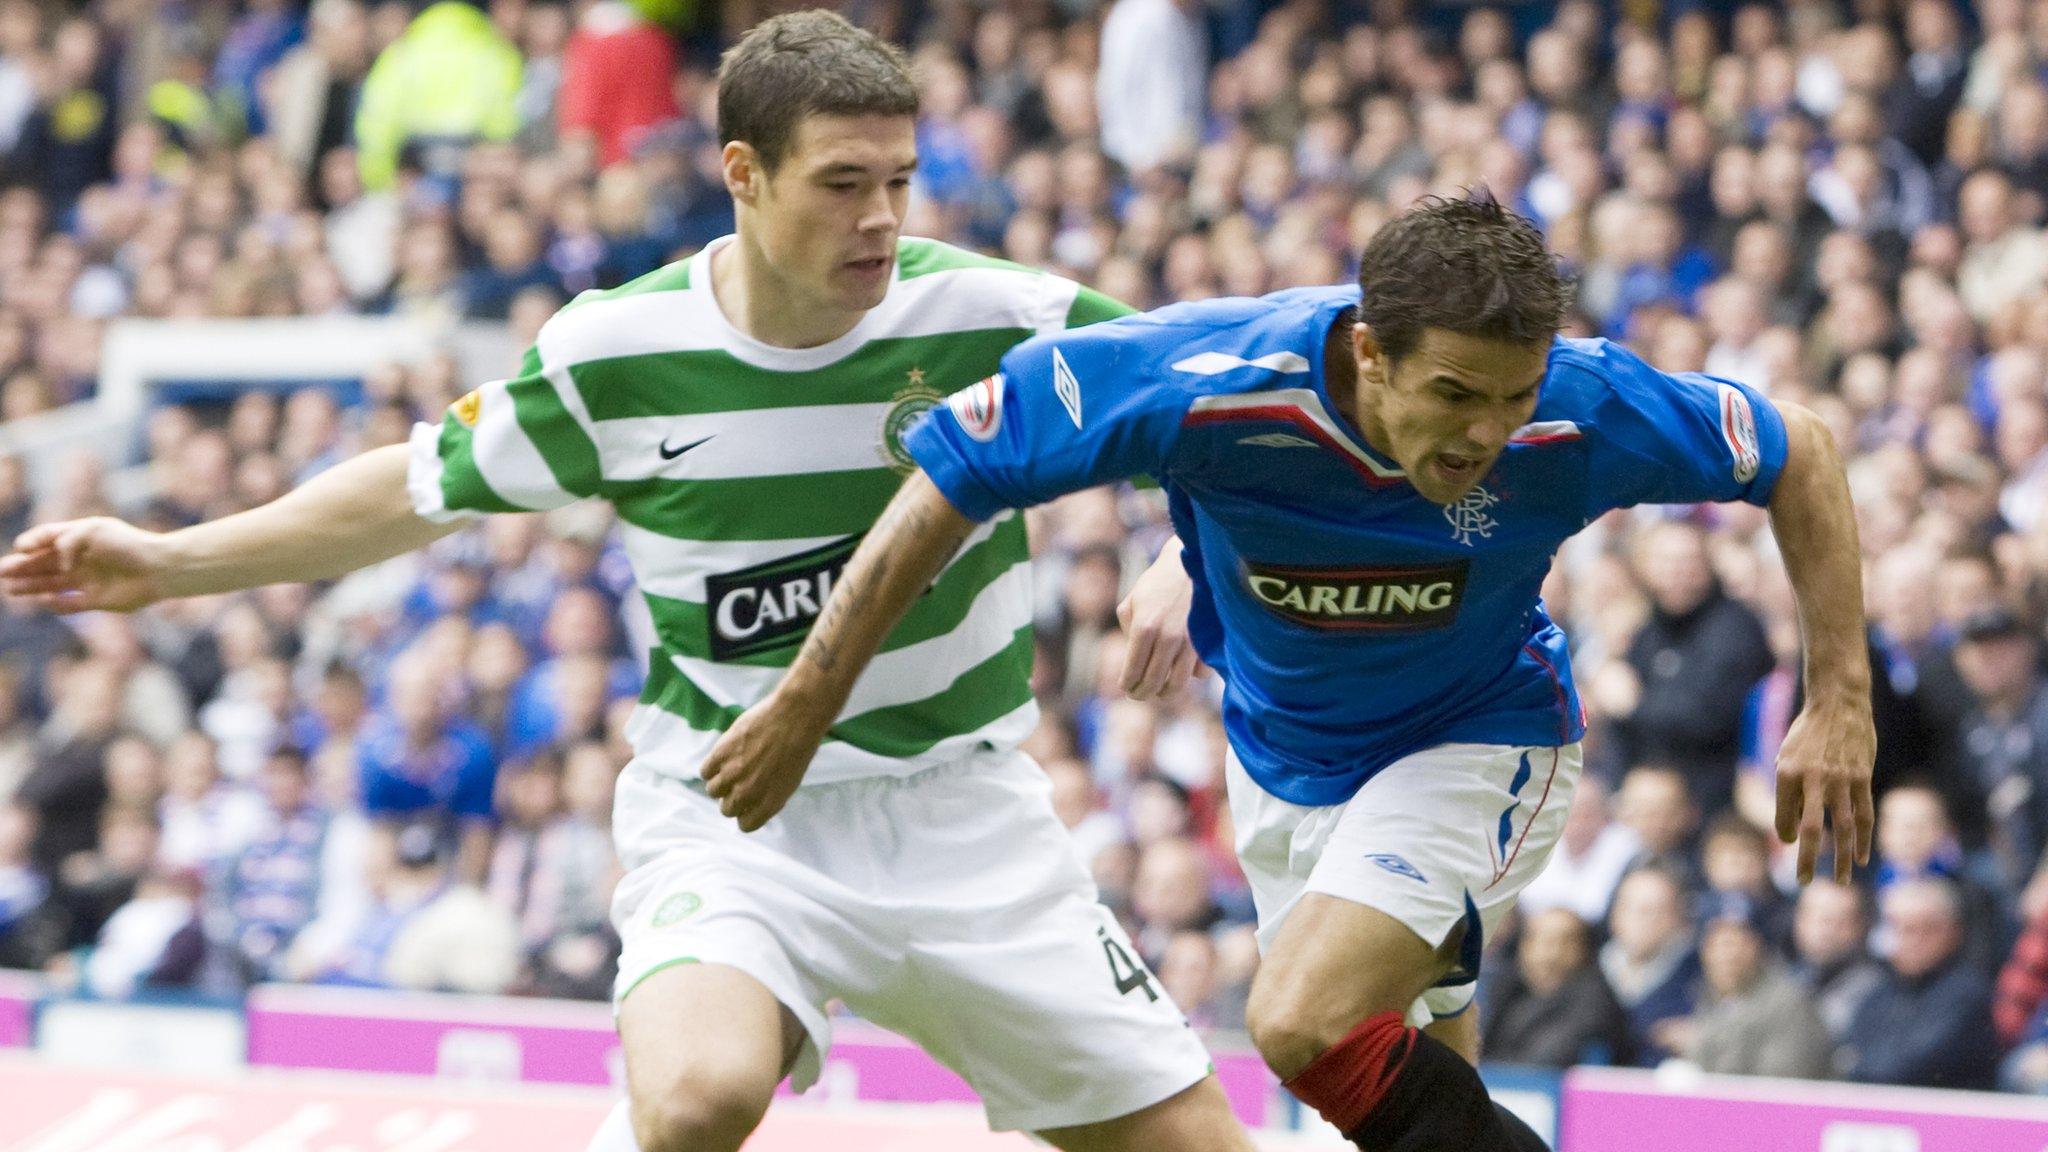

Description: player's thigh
[615,962,802,1148]
[1036,1076,1256,1152]
[851,752,1224,1135]
[1253,744,1579,1027]
[859,877,1214,1133]
[1246,892,1453,1074]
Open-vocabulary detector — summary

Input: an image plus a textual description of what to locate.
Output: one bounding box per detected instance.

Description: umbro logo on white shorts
[1366,853,1427,883]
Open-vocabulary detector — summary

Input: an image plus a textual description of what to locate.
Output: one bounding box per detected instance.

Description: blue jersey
[905,286,1790,806]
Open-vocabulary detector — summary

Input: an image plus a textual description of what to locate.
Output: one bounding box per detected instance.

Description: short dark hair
[1356,191,1573,361]
[717,10,918,173]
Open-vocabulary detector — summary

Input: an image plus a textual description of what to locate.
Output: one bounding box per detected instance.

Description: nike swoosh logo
[658,435,713,461]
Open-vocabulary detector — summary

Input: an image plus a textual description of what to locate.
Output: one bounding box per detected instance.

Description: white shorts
[1228,742,1583,1026]
[610,748,1212,1133]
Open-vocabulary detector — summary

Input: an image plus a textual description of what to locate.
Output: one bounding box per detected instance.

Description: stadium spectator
[0,662,34,799]
[157,731,266,877]
[1611,522,1774,815]
[1480,907,1633,1068]
[8,16,116,214]
[266,0,374,181]
[1866,544,1972,797]
[1793,877,1887,1044]
[1950,606,2048,888]
[1095,0,1206,174]
[1601,865,1701,1067]
[79,865,205,998]
[1675,891,1834,1079]
[351,0,522,191]
[1132,834,1221,965]
[220,747,328,982]
[1872,782,2010,975]
[1613,765,1701,892]
[50,802,158,953]
[0,801,53,968]
[487,750,563,939]
[18,657,120,872]
[1698,814,1792,947]
[290,820,517,993]
[1844,878,1998,1089]
[355,649,497,884]
[557,1,679,168]
[1519,774,1637,925]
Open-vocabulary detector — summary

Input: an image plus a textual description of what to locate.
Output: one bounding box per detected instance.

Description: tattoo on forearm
[801,487,952,678]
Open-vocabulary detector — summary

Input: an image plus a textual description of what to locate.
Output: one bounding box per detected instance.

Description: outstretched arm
[702,472,977,830]
[1767,401,1876,884]
[0,443,459,612]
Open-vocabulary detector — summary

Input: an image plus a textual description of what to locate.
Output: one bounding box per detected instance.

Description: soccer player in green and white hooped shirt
[0,12,1255,1152]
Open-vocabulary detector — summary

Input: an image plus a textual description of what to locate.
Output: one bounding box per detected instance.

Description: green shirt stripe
[510,369,604,498]
[1068,284,1136,326]
[571,329,1030,423]
[612,466,908,542]
[434,418,525,513]
[638,623,1035,760]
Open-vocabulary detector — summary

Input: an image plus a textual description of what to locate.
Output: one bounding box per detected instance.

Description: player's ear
[722,141,764,205]
[1352,321,1386,386]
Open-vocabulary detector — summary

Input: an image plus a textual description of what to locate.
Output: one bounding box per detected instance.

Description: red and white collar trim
[1184,388,1406,486]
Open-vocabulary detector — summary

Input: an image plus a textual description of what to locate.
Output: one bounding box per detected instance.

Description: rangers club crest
[1445,485,1499,546]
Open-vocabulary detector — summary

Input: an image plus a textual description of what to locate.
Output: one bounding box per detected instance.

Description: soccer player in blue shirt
[702,195,1875,1151]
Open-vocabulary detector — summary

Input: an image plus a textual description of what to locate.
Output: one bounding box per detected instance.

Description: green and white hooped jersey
[407,236,1131,785]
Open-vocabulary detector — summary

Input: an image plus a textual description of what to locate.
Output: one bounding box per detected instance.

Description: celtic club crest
[651,891,702,927]
[1445,485,1499,546]
[879,379,946,473]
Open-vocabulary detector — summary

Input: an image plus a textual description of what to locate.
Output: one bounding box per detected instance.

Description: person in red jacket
[1996,898,2048,1048]
[557,1,678,167]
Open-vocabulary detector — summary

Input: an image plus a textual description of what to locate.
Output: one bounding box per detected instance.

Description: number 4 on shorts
[1097,926,1160,1001]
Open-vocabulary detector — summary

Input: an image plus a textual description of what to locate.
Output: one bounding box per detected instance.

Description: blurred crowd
[5,0,2048,1096]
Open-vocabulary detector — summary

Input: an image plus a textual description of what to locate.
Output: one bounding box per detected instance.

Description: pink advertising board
[1562,1066,2048,1152]
[0,969,33,1048]
[0,1058,1044,1152]
[244,985,1278,1125]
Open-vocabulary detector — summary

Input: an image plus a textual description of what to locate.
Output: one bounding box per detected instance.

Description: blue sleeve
[1580,343,1790,517]
[357,744,417,818]
[450,730,500,821]
[904,322,1190,521]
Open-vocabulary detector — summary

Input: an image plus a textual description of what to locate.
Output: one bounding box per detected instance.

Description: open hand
[1773,696,1876,884]
[0,518,168,614]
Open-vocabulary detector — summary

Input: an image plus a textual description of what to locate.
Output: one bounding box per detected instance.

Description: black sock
[1343,1029,1548,1152]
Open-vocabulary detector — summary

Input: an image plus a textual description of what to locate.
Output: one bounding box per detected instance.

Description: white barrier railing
[1,317,520,499]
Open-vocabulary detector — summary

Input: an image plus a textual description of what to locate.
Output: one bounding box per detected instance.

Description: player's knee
[1246,969,1412,1079]
[1245,994,1342,1080]
[630,1070,773,1152]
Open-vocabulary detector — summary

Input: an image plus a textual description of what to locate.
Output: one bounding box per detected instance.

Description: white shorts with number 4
[1228,741,1583,1026]
[610,748,1212,1133]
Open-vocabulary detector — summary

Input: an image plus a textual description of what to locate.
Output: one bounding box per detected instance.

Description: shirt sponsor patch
[704,536,862,661]
[1718,383,1760,484]
[1240,559,1470,632]
[947,375,1005,442]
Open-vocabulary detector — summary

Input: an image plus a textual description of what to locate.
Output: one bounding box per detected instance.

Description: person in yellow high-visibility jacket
[353,0,522,191]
